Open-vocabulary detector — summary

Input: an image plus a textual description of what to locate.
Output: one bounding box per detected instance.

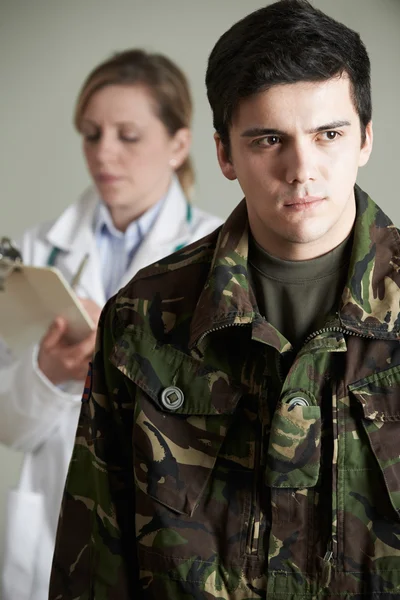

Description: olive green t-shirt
[248,234,352,351]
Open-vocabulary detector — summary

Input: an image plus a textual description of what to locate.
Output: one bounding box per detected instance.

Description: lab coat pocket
[2,488,44,600]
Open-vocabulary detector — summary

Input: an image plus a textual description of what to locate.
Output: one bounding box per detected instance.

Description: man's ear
[359,120,373,167]
[214,133,237,181]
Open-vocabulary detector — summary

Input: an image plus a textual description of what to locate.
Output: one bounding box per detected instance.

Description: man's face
[215,75,373,260]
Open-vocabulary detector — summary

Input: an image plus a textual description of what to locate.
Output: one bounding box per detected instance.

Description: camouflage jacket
[50,186,400,599]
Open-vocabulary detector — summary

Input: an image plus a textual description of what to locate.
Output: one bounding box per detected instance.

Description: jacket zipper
[197,322,249,347]
[246,489,261,556]
[246,412,266,556]
[302,323,373,589]
[303,324,373,345]
[198,321,374,573]
[198,314,375,350]
[275,351,285,383]
[320,542,334,589]
[198,321,263,556]
[304,323,375,589]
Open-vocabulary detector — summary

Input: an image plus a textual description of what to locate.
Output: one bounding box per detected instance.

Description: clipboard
[0,238,94,356]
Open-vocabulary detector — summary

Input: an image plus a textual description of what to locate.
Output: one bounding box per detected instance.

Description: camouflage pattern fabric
[50,185,400,599]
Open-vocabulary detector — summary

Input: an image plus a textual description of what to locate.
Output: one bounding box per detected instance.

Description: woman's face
[80,84,188,222]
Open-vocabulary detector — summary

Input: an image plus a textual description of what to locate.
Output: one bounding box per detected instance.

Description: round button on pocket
[160,386,184,410]
[287,396,310,411]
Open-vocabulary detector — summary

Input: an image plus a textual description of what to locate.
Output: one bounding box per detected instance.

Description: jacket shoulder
[128,225,219,283]
[114,226,220,327]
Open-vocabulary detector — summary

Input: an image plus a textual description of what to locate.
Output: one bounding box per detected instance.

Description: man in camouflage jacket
[50,1,400,599]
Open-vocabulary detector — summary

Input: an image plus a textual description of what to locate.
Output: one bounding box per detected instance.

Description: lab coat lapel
[45,188,106,307]
[119,178,190,290]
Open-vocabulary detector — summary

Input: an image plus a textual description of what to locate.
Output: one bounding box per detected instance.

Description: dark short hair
[206,0,371,149]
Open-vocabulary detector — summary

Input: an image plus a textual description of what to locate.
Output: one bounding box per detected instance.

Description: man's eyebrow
[241,127,285,137]
[307,120,351,134]
[240,120,351,137]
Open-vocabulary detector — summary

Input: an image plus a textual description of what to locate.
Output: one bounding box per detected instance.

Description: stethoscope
[46,201,193,267]
[47,246,62,267]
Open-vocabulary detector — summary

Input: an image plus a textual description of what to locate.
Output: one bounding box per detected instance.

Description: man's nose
[284,141,317,185]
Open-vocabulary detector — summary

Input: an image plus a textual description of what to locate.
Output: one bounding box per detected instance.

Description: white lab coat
[0,179,222,600]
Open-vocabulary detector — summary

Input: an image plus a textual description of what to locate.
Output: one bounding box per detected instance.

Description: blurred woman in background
[0,49,222,600]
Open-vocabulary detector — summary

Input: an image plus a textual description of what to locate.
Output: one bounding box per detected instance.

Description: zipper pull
[321,546,334,589]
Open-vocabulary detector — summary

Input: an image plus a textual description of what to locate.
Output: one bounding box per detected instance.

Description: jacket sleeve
[49,299,137,599]
[0,341,81,452]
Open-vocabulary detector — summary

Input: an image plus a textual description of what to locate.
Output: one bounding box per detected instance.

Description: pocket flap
[111,328,241,515]
[349,366,400,519]
[111,328,241,415]
[348,365,400,421]
[266,402,321,489]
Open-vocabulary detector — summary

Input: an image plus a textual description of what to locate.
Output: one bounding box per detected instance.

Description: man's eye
[255,135,281,147]
[322,131,340,141]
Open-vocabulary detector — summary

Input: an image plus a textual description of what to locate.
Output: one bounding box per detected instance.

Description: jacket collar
[190,185,400,350]
[339,186,400,339]
[189,199,257,349]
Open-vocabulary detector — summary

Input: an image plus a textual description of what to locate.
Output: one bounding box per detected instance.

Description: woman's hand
[38,299,102,386]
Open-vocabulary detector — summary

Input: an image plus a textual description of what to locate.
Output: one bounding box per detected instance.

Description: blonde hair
[75,49,194,199]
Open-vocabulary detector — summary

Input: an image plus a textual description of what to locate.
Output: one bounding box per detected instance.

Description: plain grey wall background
[0,0,399,574]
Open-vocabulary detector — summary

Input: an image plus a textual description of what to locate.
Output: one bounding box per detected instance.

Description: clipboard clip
[0,237,23,291]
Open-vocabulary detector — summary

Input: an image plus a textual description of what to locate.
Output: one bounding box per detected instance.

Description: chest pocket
[111,328,242,517]
[349,364,400,519]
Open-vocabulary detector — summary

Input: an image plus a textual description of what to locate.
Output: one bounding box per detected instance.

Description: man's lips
[283,196,325,210]
[283,196,324,206]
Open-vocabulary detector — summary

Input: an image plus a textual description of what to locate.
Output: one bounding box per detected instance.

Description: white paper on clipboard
[0,264,94,357]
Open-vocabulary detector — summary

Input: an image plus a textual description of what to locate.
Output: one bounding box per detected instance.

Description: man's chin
[278,225,331,247]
